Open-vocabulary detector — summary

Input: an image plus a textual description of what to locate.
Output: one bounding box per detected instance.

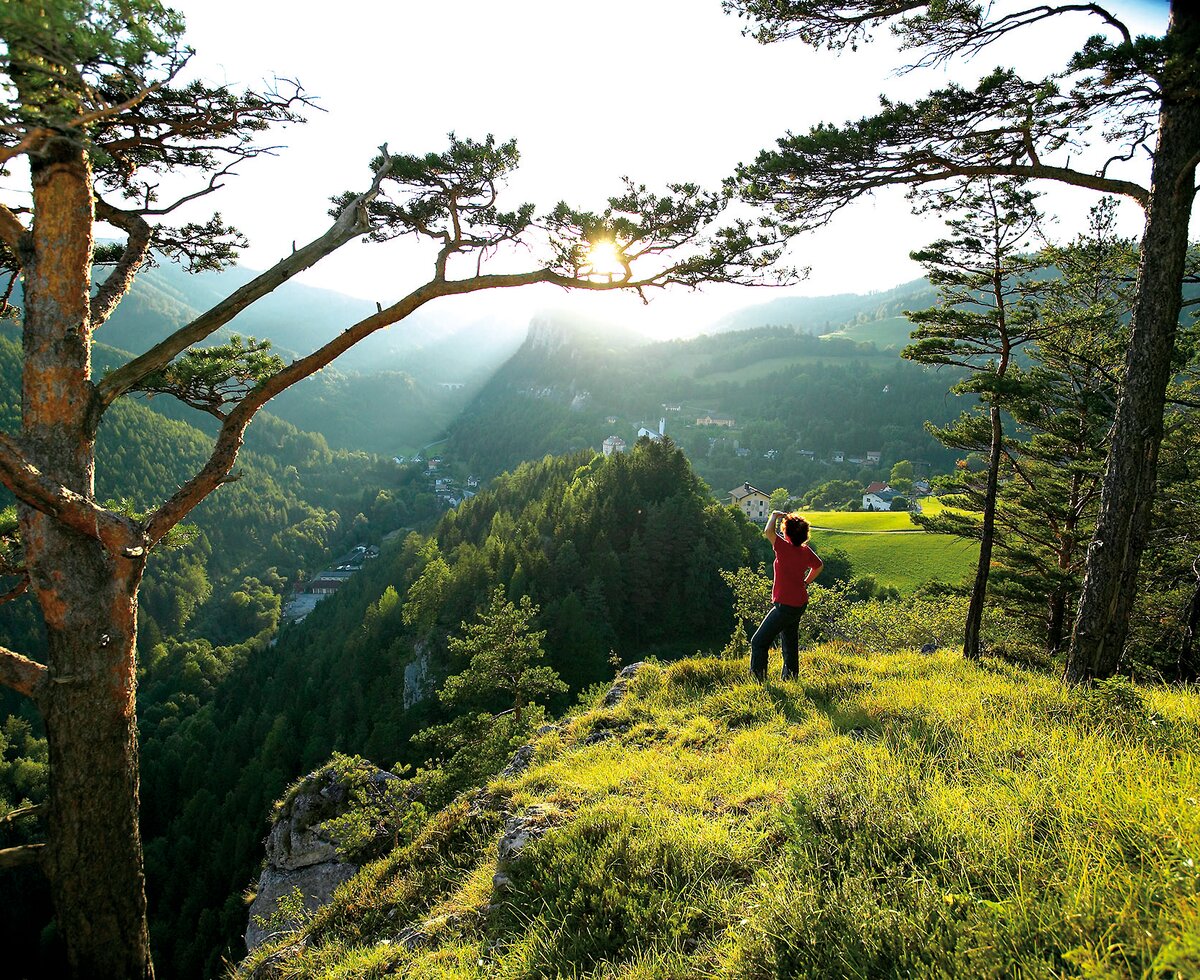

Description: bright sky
[167,0,1172,338]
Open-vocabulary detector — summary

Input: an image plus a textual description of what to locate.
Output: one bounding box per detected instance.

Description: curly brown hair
[783,512,810,546]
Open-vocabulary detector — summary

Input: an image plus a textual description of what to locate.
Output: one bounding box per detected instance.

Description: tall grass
[238,651,1200,980]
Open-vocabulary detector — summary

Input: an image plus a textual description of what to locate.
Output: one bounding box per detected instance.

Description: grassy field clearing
[820,314,916,349]
[651,344,896,383]
[806,509,919,531]
[803,505,976,591]
[699,349,894,383]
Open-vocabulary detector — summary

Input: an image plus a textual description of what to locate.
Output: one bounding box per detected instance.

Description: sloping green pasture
[805,506,977,591]
[241,649,1200,980]
[821,314,916,349]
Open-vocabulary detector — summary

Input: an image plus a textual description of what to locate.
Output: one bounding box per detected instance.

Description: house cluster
[431,472,478,508]
[832,450,882,465]
[424,453,478,507]
[283,544,381,622]
[601,418,666,456]
[862,481,904,511]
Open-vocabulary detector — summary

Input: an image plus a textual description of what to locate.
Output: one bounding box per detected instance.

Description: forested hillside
[43,258,523,454]
[448,322,964,493]
[116,440,760,976]
[0,328,430,666]
[712,275,938,334]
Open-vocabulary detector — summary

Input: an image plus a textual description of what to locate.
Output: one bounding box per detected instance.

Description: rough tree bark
[14,133,154,976]
[1065,8,1200,681]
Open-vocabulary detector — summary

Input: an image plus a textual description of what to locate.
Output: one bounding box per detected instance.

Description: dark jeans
[750,602,807,680]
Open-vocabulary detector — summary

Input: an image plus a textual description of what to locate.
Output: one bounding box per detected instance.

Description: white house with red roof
[863,482,905,510]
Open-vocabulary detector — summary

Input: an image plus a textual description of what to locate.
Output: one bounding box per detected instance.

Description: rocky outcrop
[602,661,645,708]
[245,760,399,952]
[403,639,435,708]
[492,805,555,893]
[246,663,646,958]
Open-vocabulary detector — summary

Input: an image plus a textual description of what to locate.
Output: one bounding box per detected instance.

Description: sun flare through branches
[582,237,629,282]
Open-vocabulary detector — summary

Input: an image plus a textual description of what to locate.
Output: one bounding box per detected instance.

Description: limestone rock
[601,661,645,708]
[404,639,435,708]
[245,760,399,953]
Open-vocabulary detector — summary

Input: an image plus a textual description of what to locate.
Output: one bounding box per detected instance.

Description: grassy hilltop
[240,648,1200,979]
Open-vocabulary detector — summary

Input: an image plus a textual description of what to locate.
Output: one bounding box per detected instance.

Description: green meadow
[241,649,1200,980]
[805,505,977,592]
[821,314,917,349]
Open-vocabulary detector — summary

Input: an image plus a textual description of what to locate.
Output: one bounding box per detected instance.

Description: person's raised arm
[765,510,785,542]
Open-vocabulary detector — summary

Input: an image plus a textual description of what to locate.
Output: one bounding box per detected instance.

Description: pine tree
[730,0,1200,682]
[904,179,1041,659]
[989,200,1136,653]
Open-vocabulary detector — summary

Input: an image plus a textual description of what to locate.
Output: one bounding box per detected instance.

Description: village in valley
[282,450,483,622]
[602,404,932,524]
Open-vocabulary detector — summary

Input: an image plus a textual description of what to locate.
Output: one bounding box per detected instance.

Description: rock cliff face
[245,761,399,952]
[243,664,648,966]
[403,639,435,709]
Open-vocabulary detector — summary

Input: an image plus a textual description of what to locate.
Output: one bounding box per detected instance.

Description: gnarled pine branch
[0,432,142,555]
[91,199,153,326]
[0,843,45,871]
[0,644,47,703]
[96,147,394,408]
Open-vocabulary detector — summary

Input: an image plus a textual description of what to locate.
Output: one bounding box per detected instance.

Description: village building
[862,483,903,510]
[637,418,666,441]
[831,450,845,463]
[602,435,627,456]
[866,451,882,464]
[696,412,736,427]
[729,482,771,523]
[307,568,356,595]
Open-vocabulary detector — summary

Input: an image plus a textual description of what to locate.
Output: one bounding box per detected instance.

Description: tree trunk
[1178,559,1200,683]
[1047,476,1082,654]
[1065,4,1200,684]
[37,537,151,980]
[1046,589,1067,654]
[19,132,155,978]
[963,404,1003,660]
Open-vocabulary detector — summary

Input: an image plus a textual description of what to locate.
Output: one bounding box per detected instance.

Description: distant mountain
[89,257,525,374]
[66,257,526,453]
[711,277,938,336]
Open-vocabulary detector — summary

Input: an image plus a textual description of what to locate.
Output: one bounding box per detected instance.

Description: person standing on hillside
[751,510,823,681]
